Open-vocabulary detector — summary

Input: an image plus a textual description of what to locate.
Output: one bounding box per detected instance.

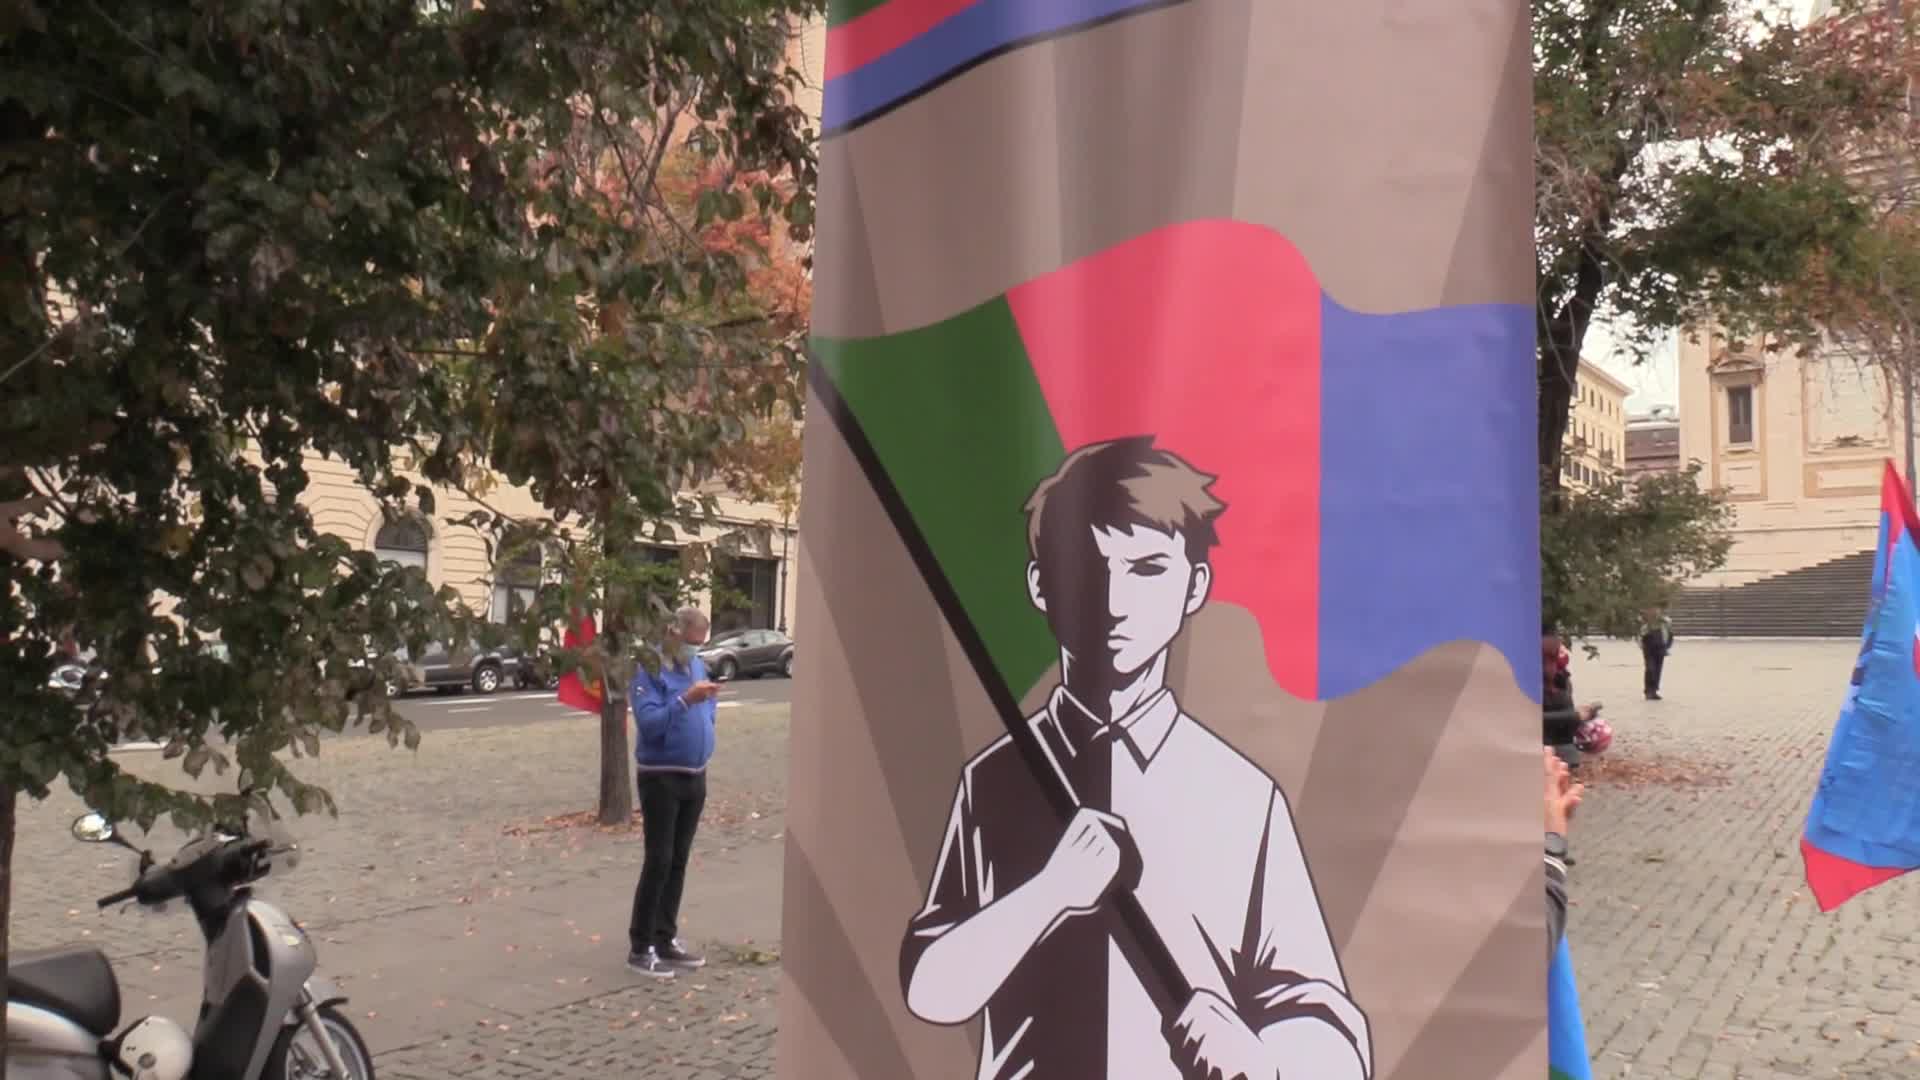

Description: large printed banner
[780,1,1545,1077]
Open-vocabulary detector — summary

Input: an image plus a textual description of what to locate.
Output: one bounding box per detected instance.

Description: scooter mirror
[71,812,115,843]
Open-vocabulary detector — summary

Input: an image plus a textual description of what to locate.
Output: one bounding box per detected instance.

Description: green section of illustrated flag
[827,0,890,27]
[814,297,1065,698]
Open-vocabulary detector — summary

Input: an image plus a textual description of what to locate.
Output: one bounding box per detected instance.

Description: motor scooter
[6,810,373,1080]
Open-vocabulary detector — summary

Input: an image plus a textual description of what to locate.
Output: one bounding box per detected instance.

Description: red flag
[555,612,605,714]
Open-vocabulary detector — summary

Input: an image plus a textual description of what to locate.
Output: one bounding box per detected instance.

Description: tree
[0,0,819,1064]
[1781,6,1920,469]
[1541,465,1735,638]
[450,57,817,825]
[1532,0,1908,483]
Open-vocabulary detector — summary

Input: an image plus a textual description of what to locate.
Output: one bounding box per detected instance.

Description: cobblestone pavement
[375,964,781,1080]
[11,701,792,1074]
[12,704,790,958]
[16,640,1920,1078]
[1567,638,1919,1080]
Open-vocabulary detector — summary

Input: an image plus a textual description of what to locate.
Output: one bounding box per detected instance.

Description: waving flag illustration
[781,2,1548,1078]
[1802,462,1920,911]
[814,220,1537,703]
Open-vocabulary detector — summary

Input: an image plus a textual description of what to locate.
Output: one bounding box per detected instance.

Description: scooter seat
[8,945,122,1037]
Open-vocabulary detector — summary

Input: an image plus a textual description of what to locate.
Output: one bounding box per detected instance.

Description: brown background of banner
[782,0,1544,1075]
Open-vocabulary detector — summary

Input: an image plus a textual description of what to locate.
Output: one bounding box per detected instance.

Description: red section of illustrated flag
[1006,220,1323,698]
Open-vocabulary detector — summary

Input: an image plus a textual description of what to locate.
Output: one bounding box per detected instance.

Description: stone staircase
[1669,548,1877,638]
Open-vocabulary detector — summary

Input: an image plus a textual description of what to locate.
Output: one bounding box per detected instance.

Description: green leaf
[0,0,818,842]
[241,555,274,591]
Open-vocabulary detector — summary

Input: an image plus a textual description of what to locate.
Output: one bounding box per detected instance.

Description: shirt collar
[1048,685,1182,768]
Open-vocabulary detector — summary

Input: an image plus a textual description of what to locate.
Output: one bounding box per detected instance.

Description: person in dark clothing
[1640,606,1673,700]
[1542,629,1582,770]
[1545,748,1580,954]
[626,606,722,979]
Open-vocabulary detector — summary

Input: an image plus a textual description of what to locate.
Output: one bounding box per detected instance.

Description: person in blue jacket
[627,605,722,978]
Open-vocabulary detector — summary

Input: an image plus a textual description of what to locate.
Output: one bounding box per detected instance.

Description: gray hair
[662,607,710,672]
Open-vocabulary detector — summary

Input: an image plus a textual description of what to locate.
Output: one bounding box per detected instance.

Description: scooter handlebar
[98,837,270,909]
[210,837,271,884]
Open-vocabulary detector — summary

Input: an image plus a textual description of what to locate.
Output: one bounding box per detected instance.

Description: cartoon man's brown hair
[1023,437,1227,584]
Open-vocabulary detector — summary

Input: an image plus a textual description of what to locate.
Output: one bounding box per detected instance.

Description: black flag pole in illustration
[810,366,1195,1021]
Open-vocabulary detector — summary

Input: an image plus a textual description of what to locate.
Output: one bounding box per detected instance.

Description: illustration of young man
[900,437,1371,1080]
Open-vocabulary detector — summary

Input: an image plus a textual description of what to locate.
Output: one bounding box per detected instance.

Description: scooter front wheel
[262,1005,375,1080]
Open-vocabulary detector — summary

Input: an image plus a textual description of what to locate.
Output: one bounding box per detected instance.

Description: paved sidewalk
[15,640,1920,1078]
[11,703,791,1073]
[391,640,1917,1080]
[1561,638,1920,1080]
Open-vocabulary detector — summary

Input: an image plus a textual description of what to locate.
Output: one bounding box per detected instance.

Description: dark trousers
[629,769,707,954]
[1643,647,1666,695]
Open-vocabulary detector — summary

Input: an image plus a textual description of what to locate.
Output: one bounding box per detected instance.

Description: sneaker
[627,948,677,979]
[658,939,706,969]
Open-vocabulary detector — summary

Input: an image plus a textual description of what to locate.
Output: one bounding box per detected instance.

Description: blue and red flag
[1548,937,1592,1080]
[1803,461,1920,911]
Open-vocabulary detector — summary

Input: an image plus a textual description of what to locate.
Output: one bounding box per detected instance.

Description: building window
[1726,385,1755,445]
[373,514,430,571]
[490,529,543,625]
[636,545,683,616]
[713,556,778,634]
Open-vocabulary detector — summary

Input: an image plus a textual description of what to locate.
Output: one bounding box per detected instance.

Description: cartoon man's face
[1028,522,1211,678]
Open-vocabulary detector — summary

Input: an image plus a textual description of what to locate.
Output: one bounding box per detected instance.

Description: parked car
[392,640,524,695]
[698,629,794,681]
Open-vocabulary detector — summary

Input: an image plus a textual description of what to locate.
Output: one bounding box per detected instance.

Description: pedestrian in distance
[1640,605,1674,701]
[1542,626,1582,772]
[627,606,722,979]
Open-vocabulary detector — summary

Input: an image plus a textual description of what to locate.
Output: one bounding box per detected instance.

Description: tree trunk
[1537,235,1611,494]
[596,511,634,826]
[1,780,16,1078]
[1539,338,1579,490]
[598,690,633,826]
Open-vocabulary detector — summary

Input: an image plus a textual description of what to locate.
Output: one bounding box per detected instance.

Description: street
[11,639,1918,1078]
[392,672,795,733]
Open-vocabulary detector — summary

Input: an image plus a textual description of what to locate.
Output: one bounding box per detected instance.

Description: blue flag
[1803,461,1920,910]
[1548,936,1592,1080]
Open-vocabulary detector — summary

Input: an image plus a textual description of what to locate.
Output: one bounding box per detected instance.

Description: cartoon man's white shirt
[909,685,1370,1079]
